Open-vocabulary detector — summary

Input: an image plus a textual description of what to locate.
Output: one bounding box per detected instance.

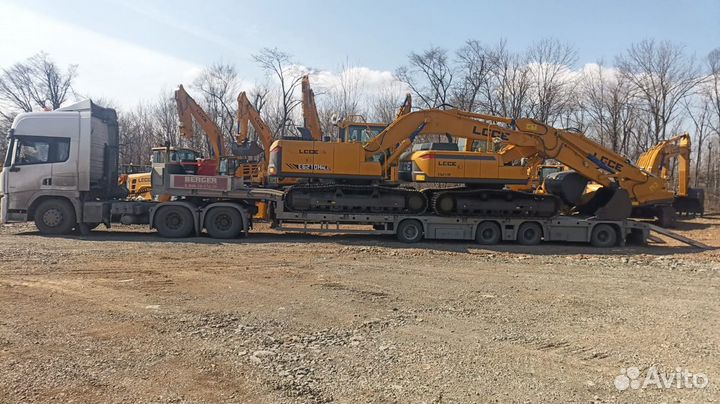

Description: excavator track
[429,188,561,218]
[285,183,428,214]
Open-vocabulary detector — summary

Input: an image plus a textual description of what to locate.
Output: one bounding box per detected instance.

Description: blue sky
[0,0,718,107]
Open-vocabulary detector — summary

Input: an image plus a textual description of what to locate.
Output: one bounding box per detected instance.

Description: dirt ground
[0,216,718,403]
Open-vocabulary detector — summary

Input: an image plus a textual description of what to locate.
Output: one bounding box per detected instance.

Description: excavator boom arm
[236,91,274,158]
[174,85,224,160]
[362,109,671,205]
[636,133,691,196]
[301,75,323,141]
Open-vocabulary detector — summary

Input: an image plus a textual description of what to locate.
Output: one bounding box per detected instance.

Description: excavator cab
[339,124,386,144]
[151,147,200,175]
[336,115,387,145]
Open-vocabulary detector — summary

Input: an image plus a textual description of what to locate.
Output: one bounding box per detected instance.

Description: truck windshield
[3,136,15,167]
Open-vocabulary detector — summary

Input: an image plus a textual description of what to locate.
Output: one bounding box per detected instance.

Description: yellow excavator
[174,85,227,176]
[636,133,704,216]
[299,75,324,141]
[299,74,412,152]
[269,108,674,223]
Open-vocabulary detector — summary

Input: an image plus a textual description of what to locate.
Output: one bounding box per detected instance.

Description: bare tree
[481,40,533,119]
[396,47,454,109]
[453,40,491,112]
[249,82,270,114]
[526,38,578,124]
[616,40,701,143]
[118,102,162,166]
[253,48,303,138]
[371,82,408,123]
[152,90,181,147]
[706,48,720,136]
[684,98,712,187]
[323,62,366,120]
[0,52,77,113]
[192,63,241,150]
[581,62,637,154]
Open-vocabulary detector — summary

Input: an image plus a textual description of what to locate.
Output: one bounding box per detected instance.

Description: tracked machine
[268,109,562,218]
[636,133,704,217]
[270,108,675,223]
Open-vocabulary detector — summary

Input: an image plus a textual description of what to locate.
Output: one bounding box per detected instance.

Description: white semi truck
[0,101,649,246]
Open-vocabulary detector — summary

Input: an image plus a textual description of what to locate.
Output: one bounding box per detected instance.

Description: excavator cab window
[345,125,386,145]
[170,150,198,163]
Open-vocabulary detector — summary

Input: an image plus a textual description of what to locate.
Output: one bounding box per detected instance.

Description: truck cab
[1,100,121,232]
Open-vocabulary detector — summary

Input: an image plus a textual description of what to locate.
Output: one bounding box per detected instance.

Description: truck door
[3,136,71,212]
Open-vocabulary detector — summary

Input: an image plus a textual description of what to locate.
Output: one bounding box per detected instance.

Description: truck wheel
[516,222,542,245]
[475,221,501,245]
[397,219,423,243]
[590,224,617,248]
[205,207,243,239]
[155,206,194,238]
[34,199,76,235]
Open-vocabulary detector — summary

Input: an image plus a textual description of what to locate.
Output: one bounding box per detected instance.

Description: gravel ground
[0,217,718,402]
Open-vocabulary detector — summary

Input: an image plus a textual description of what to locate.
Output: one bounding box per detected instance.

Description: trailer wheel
[516,222,542,245]
[155,206,194,238]
[34,199,76,235]
[590,224,617,248]
[397,219,423,243]
[475,221,501,245]
[205,207,243,239]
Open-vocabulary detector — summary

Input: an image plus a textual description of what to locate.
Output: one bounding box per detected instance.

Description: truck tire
[475,221,501,245]
[516,222,542,245]
[205,207,243,239]
[397,219,423,243]
[590,224,617,248]
[34,199,76,235]
[155,206,194,238]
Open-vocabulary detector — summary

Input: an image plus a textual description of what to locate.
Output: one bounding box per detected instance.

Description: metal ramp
[647,224,712,249]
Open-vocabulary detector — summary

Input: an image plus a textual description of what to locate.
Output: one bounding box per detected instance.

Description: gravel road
[0,217,718,402]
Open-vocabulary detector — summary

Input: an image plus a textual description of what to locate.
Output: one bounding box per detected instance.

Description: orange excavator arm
[397,93,412,118]
[174,85,224,161]
[362,108,673,206]
[636,133,691,196]
[236,91,275,162]
[301,75,323,141]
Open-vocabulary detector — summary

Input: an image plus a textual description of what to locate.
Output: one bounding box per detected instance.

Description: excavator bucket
[577,187,632,221]
[544,171,632,221]
[232,141,264,158]
[673,188,704,216]
[543,171,588,205]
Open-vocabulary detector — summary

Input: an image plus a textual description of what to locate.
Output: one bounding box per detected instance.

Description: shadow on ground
[15,226,708,257]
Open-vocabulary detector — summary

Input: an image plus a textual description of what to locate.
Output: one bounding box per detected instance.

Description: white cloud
[0,2,202,109]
